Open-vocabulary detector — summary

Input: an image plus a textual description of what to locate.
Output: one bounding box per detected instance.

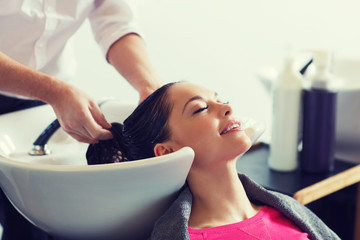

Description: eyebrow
[182,92,218,114]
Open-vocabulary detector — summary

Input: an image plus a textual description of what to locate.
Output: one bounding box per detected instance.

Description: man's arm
[0,51,112,143]
[107,33,162,103]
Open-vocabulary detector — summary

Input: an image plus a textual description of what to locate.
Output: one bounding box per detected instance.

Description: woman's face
[158,82,251,169]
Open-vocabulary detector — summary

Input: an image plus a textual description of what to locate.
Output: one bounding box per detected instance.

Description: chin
[243,136,252,151]
[236,134,252,152]
[223,139,252,160]
[235,142,252,159]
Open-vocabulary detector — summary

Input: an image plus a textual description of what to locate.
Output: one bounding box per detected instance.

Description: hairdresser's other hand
[138,87,156,104]
[49,84,113,144]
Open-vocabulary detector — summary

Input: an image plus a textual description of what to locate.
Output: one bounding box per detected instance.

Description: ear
[154,143,175,157]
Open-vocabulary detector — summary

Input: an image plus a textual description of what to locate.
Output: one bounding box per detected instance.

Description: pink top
[188,206,310,240]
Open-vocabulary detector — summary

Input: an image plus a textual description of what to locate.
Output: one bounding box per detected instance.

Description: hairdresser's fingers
[89,103,112,130]
[56,113,99,144]
[54,101,112,143]
[59,116,109,144]
[66,131,97,144]
[78,121,113,142]
[65,122,112,144]
[79,112,113,142]
[85,103,113,140]
[61,123,100,144]
[83,123,113,142]
[48,84,113,143]
[63,111,113,143]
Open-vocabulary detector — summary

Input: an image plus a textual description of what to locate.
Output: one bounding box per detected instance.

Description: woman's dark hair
[86,82,177,165]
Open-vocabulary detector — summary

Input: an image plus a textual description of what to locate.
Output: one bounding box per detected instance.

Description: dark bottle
[301,51,338,173]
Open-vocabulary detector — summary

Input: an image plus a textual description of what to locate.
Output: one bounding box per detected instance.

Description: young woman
[87,82,339,240]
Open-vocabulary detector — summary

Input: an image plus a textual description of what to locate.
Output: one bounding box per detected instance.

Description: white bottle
[269,54,303,171]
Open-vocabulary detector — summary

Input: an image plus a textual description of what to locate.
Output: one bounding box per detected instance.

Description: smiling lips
[220,120,242,135]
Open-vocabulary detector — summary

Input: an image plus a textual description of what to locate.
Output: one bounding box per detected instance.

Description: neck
[187,160,261,228]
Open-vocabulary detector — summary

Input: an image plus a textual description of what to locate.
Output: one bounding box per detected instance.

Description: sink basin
[0,102,194,240]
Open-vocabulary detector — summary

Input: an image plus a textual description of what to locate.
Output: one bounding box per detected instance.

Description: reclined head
[87,82,252,167]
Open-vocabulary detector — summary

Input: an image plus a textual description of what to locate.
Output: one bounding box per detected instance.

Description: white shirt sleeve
[88,0,143,58]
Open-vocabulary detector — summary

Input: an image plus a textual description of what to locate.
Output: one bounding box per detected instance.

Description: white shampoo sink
[0,102,194,240]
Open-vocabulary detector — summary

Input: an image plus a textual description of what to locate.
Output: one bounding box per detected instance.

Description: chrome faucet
[28,119,60,156]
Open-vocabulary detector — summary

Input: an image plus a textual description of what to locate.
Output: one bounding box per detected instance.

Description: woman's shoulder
[149,187,192,240]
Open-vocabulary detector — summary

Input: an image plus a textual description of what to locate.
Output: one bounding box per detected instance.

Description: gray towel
[149,174,340,240]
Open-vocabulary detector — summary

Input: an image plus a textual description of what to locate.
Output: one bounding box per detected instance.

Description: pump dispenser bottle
[269,53,303,172]
[301,50,337,173]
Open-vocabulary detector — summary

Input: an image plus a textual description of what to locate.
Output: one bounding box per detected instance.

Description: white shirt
[0,0,141,97]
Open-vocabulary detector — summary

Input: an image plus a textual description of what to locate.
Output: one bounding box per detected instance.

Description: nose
[218,102,232,117]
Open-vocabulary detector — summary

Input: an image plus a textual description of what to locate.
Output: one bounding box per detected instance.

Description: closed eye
[193,106,208,115]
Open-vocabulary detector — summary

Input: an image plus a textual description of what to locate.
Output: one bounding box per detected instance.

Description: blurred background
[70,0,360,144]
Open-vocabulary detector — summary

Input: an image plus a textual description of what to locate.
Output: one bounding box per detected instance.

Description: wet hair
[86,82,177,165]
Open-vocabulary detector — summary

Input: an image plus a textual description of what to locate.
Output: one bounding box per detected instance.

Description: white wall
[71,0,360,142]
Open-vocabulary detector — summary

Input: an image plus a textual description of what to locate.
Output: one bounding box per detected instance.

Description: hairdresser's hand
[138,89,152,104]
[49,84,113,144]
[0,52,111,143]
